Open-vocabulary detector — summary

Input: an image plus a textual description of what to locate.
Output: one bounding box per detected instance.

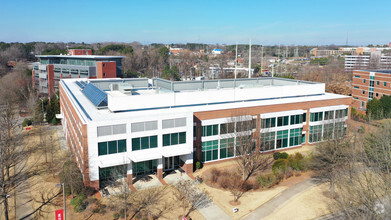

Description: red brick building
[352,70,391,113]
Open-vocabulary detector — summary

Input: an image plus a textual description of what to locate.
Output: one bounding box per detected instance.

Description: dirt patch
[229,200,241,206]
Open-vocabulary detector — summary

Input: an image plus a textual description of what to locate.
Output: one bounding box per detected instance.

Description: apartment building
[59,77,351,190]
[345,54,391,71]
[32,49,125,96]
[352,70,391,112]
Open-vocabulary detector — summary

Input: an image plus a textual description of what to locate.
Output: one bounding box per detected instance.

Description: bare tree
[174,180,210,217]
[0,74,40,220]
[311,137,350,196]
[330,121,391,219]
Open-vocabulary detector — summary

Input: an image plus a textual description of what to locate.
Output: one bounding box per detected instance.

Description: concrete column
[181,153,194,176]
[126,163,133,187]
[156,158,163,180]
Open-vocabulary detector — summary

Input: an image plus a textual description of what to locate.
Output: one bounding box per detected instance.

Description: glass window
[384,82,387,86]
[289,128,302,147]
[309,125,323,143]
[179,132,186,144]
[141,137,149,149]
[118,140,126,153]
[377,81,380,85]
[324,110,334,120]
[363,79,366,83]
[303,113,307,122]
[163,134,170,147]
[98,142,108,156]
[261,118,276,128]
[163,132,186,146]
[202,140,219,162]
[108,141,117,154]
[132,138,140,151]
[150,136,158,148]
[277,116,289,127]
[290,114,302,125]
[260,132,275,151]
[276,130,289,149]
[171,133,179,145]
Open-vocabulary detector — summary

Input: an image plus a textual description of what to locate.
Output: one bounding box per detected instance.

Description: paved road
[242,178,320,220]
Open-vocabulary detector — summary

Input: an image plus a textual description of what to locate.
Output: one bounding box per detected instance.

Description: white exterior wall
[87,111,193,181]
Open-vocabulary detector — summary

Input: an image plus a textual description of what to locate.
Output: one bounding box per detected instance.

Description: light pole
[55,183,66,220]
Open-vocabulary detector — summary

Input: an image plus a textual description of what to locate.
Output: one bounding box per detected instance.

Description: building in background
[59,77,351,190]
[352,70,391,113]
[345,54,391,71]
[32,49,124,96]
[211,49,223,55]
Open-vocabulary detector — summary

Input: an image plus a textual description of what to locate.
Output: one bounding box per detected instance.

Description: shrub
[293,152,304,160]
[83,187,97,197]
[113,213,120,220]
[196,161,202,170]
[218,172,231,189]
[273,152,289,160]
[210,168,221,183]
[258,173,277,188]
[285,167,294,179]
[22,118,32,127]
[70,194,87,212]
[273,152,281,160]
[272,159,289,174]
[279,152,289,159]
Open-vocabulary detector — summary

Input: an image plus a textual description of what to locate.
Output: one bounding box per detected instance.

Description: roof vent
[119,83,134,94]
[110,83,119,91]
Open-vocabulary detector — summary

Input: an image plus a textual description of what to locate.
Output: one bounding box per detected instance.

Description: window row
[132,135,158,151]
[163,132,186,146]
[162,118,186,129]
[131,121,157,132]
[99,118,186,136]
[97,124,126,137]
[310,108,348,122]
[261,113,306,129]
[309,123,346,143]
[98,139,126,156]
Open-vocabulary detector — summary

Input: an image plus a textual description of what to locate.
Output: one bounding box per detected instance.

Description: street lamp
[55,183,66,220]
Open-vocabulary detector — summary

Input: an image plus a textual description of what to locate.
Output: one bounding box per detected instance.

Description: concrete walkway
[242,178,320,220]
[198,201,232,220]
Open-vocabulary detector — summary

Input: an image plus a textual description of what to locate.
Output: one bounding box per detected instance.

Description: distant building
[352,70,391,113]
[345,54,391,71]
[211,49,223,55]
[67,49,92,56]
[32,49,125,96]
[169,47,183,55]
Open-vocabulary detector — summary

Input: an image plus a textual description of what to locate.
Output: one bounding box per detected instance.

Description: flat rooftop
[359,69,391,74]
[59,77,350,123]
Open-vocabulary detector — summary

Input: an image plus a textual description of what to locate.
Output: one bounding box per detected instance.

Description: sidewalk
[242,178,320,220]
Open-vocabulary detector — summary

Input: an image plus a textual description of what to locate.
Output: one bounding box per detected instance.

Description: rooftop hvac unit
[119,83,134,94]
[110,83,119,91]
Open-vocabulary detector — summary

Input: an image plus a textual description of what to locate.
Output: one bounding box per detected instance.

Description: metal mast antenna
[261,45,264,76]
[248,39,252,78]
[235,42,238,79]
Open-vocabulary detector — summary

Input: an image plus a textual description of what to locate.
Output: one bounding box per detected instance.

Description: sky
[1,0,391,45]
